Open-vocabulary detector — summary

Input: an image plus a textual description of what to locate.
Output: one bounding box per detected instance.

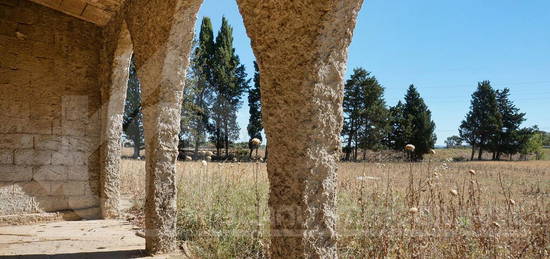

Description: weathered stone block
[32,41,56,58]
[31,102,60,120]
[61,120,86,137]
[0,20,17,37]
[33,165,67,181]
[0,52,17,69]
[13,5,38,25]
[24,119,52,134]
[34,135,62,151]
[86,111,101,137]
[14,149,51,165]
[15,51,39,71]
[21,180,52,196]
[88,179,99,196]
[1,101,31,118]
[62,95,89,121]
[63,136,98,152]
[67,165,90,181]
[0,117,26,133]
[51,119,62,135]
[0,134,33,149]
[0,149,13,164]
[4,68,31,85]
[30,77,62,101]
[63,181,88,196]
[36,196,68,212]
[14,101,31,118]
[50,181,88,196]
[67,194,98,210]
[0,165,32,181]
[28,57,55,79]
[52,150,87,166]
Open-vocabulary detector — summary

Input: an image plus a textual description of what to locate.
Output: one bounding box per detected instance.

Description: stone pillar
[125,0,203,255]
[236,1,364,257]
[99,21,133,219]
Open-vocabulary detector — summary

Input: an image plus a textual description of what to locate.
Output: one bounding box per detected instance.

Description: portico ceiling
[29,0,125,26]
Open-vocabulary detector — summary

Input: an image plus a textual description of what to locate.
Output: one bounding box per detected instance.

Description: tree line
[122,18,544,162]
[123,17,263,160]
[456,81,545,160]
[341,68,436,161]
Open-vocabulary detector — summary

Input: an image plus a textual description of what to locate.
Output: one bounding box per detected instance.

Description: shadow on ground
[0,250,146,259]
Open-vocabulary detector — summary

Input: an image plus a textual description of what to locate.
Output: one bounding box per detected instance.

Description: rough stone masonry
[0,0,102,216]
[0,0,364,257]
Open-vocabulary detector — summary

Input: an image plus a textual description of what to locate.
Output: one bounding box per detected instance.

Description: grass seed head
[201,160,207,167]
[430,149,436,154]
[450,189,458,196]
[491,221,501,228]
[251,138,262,147]
[409,207,418,214]
[509,199,516,205]
[469,169,476,175]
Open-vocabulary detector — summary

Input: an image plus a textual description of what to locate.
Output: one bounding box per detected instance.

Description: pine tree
[342,68,365,161]
[444,135,463,148]
[459,81,501,160]
[388,101,411,151]
[492,88,525,160]
[459,111,478,160]
[402,85,436,161]
[210,17,249,157]
[341,68,389,161]
[247,61,263,158]
[123,56,144,159]
[357,71,389,158]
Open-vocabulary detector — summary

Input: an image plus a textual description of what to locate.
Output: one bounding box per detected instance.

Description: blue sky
[196,0,550,145]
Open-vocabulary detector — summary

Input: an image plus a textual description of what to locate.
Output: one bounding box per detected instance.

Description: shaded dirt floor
[0,219,178,259]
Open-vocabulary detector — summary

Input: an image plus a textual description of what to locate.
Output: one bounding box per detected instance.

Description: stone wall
[0,0,102,216]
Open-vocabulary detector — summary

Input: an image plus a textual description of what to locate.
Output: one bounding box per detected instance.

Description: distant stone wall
[0,0,102,216]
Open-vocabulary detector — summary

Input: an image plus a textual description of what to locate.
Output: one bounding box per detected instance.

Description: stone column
[125,0,203,255]
[236,1,364,257]
[99,21,133,219]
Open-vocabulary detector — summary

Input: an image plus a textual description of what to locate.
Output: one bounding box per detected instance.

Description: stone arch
[123,0,203,254]
[236,0,365,257]
[99,21,133,219]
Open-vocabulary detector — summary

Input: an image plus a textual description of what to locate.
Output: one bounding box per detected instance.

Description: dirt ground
[0,220,148,258]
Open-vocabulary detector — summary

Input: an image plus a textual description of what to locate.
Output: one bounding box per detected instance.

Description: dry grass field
[121,157,550,258]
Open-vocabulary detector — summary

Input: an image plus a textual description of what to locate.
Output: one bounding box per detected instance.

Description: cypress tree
[247,61,263,158]
[211,17,249,157]
[189,17,215,157]
[123,56,144,159]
